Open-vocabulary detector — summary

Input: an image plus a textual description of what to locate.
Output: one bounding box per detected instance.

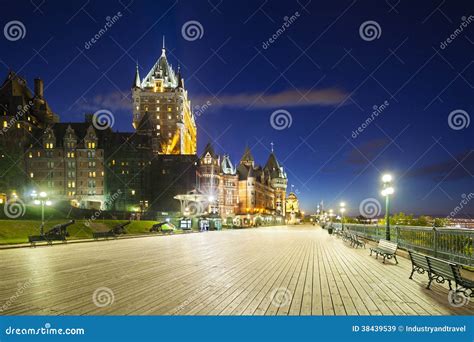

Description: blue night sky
[1,0,473,216]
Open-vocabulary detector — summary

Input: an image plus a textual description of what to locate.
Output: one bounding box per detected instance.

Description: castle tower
[132,37,197,155]
[264,146,288,216]
[198,142,220,197]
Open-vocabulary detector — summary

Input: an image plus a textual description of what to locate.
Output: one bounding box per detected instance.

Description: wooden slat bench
[92,231,116,240]
[408,251,473,304]
[426,256,455,290]
[450,264,474,301]
[350,233,365,248]
[28,235,67,247]
[369,239,398,264]
[408,250,430,283]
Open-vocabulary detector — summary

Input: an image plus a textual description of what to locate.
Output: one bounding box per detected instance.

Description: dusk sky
[1,0,473,216]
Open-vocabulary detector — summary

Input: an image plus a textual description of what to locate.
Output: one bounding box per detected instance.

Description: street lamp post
[32,191,51,236]
[381,174,394,241]
[339,202,346,230]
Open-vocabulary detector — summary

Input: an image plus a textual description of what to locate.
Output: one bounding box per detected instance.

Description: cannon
[28,220,74,247]
[92,221,130,240]
[45,219,75,238]
[149,222,166,232]
[111,221,130,235]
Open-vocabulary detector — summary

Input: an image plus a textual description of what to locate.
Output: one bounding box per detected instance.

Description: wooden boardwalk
[0,225,472,315]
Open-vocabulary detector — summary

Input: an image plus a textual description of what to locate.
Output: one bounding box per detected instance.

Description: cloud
[77,87,348,114]
[193,88,348,108]
[407,150,474,181]
[75,91,132,112]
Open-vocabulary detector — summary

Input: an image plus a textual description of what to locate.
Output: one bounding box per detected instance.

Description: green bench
[450,264,474,301]
[369,239,398,264]
[92,231,117,240]
[28,234,67,247]
[408,250,473,304]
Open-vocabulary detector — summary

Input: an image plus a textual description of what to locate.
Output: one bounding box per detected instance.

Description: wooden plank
[0,226,472,315]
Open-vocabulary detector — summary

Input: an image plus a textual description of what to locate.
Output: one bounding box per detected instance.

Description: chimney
[34,78,43,98]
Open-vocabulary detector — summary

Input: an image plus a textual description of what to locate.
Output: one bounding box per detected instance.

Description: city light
[31,191,50,235]
[381,173,394,240]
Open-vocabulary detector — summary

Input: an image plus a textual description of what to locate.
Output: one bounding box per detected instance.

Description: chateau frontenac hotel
[0,40,299,226]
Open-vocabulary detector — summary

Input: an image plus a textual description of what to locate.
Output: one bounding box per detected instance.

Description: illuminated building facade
[132,39,197,155]
[197,144,288,226]
[24,122,106,209]
[286,192,301,224]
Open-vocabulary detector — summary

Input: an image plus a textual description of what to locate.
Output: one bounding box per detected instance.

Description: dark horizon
[1,0,473,217]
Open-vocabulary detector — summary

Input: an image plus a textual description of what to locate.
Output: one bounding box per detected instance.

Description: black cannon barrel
[45,220,75,237]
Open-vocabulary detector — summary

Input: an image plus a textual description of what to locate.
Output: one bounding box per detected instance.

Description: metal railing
[333,223,474,266]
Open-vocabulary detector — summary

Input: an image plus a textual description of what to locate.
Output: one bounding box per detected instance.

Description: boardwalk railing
[333,223,474,266]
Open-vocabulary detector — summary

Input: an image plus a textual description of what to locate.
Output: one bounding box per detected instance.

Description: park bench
[450,263,474,302]
[350,233,365,248]
[408,250,430,283]
[28,220,74,247]
[92,231,117,240]
[369,239,398,264]
[341,231,365,248]
[408,251,473,303]
[425,255,455,290]
[342,230,351,242]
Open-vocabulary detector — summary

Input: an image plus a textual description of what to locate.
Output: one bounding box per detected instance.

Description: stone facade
[132,41,196,155]
[197,143,288,226]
